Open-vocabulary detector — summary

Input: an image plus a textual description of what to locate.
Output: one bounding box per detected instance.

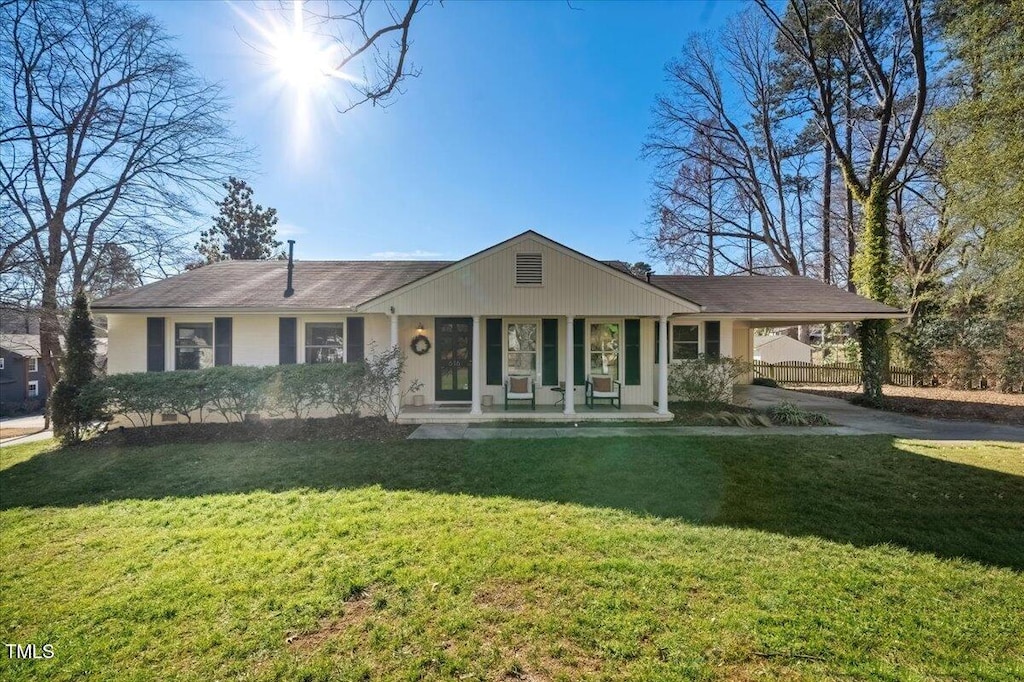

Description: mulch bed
[787,385,1024,425]
[87,415,416,447]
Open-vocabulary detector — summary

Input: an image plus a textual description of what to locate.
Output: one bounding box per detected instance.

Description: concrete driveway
[735,385,1024,443]
[0,413,51,445]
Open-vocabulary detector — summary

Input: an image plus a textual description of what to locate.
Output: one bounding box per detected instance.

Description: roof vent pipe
[285,240,295,298]
[646,270,652,284]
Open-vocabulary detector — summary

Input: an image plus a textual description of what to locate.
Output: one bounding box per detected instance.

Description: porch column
[658,315,669,414]
[563,315,575,415]
[390,313,400,415]
[470,315,482,415]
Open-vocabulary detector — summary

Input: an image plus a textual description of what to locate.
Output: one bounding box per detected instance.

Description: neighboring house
[754,334,813,364]
[92,231,904,422]
[0,334,47,415]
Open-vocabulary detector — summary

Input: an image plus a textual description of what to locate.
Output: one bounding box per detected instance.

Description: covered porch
[396,402,672,424]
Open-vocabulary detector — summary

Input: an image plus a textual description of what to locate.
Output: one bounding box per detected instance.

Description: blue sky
[145,0,738,267]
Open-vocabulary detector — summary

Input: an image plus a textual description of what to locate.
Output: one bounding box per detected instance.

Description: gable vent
[515,252,543,285]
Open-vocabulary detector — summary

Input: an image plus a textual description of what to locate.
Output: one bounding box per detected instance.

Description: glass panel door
[435,317,473,401]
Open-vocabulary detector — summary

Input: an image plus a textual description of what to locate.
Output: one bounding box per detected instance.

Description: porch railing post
[564,315,575,415]
[470,315,482,415]
[658,315,669,415]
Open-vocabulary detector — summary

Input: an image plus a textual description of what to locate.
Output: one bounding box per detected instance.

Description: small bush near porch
[2,436,1022,681]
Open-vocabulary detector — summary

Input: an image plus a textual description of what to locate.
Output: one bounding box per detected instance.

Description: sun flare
[232,0,361,155]
[269,23,334,93]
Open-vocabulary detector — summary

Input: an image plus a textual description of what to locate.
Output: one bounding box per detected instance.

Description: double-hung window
[672,324,700,360]
[590,322,620,381]
[506,323,537,378]
[27,357,39,373]
[28,380,39,397]
[305,323,344,363]
[175,323,214,370]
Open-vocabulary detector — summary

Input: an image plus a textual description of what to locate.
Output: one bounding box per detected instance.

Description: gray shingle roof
[91,258,903,318]
[649,275,903,316]
[92,260,454,310]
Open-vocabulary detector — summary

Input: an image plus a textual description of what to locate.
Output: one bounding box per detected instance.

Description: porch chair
[504,375,536,410]
[585,374,621,409]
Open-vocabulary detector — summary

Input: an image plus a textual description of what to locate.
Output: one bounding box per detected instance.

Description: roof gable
[358,231,701,316]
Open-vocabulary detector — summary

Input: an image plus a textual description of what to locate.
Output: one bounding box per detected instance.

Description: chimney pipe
[646,270,652,284]
[285,240,295,297]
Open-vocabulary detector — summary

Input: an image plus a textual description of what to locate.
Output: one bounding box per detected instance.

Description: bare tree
[758,0,929,405]
[645,9,813,277]
[293,0,429,112]
[1,0,242,416]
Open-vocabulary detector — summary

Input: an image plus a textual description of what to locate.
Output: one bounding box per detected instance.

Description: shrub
[206,366,274,421]
[751,376,779,388]
[88,360,388,428]
[667,355,750,404]
[52,291,103,444]
[266,364,325,420]
[90,372,166,427]
[363,343,423,422]
[315,361,370,417]
[766,402,832,426]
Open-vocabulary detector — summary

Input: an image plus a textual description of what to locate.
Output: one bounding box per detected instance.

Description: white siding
[362,236,697,317]
[106,314,148,374]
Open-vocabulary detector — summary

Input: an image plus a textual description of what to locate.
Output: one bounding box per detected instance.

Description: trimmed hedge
[86,362,374,427]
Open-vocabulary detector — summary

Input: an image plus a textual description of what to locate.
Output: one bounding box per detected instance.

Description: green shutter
[624,318,641,385]
[146,317,165,372]
[486,318,502,385]
[279,318,297,365]
[214,317,232,366]
[573,318,585,385]
[541,318,558,386]
[705,321,721,359]
[346,317,365,362]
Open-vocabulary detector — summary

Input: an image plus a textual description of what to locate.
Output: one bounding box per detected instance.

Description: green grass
[1,435,1023,680]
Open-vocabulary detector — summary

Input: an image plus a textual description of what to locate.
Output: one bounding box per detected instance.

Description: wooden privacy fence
[753,360,917,386]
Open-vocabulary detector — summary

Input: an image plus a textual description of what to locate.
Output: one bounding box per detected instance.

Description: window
[705,322,721,359]
[305,323,344,363]
[27,380,39,397]
[0,357,4,370]
[506,322,537,378]
[27,357,38,373]
[175,323,214,370]
[515,252,543,285]
[672,324,699,360]
[590,322,620,381]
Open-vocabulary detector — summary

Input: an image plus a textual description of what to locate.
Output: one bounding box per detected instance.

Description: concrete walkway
[0,413,52,446]
[408,386,1024,442]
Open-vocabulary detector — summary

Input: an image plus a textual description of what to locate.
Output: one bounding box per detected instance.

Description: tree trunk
[39,267,62,430]
[822,141,832,285]
[706,181,715,276]
[855,180,892,407]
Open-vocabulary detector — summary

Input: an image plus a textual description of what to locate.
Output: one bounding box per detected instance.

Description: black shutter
[573,318,585,386]
[279,317,297,365]
[146,317,165,372]
[541,318,558,386]
[705,321,721,359]
[654,320,660,362]
[346,317,364,362]
[214,317,232,366]
[624,318,641,385]
[486,318,502,385]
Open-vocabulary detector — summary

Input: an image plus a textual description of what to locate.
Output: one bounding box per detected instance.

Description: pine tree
[51,290,99,444]
[196,178,282,263]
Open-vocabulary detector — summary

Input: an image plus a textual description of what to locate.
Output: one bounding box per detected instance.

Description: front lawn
[1,436,1022,680]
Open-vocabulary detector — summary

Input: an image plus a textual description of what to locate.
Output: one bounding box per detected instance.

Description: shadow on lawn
[2,435,1023,570]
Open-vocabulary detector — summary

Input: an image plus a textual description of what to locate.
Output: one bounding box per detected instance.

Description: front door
[435,317,473,401]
